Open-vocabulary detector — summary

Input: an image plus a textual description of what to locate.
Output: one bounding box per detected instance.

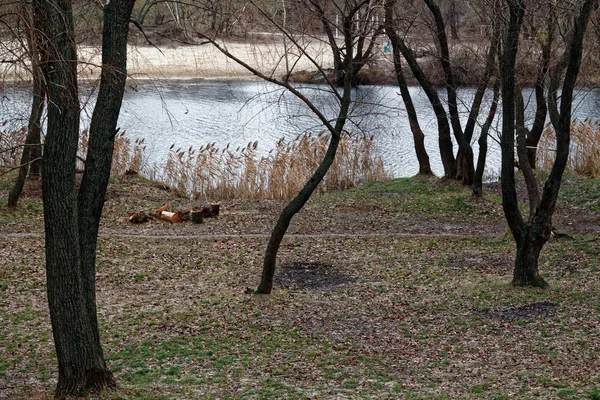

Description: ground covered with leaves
[0,174,599,399]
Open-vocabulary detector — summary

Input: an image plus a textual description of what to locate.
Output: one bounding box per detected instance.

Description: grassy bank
[0,174,599,399]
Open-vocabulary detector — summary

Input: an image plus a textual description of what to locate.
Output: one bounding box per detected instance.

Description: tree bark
[473,76,500,197]
[36,0,106,396]
[76,0,136,393]
[516,86,540,219]
[36,0,135,396]
[513,225,548,287]
[526,13,553,169]
[501,0,596,288]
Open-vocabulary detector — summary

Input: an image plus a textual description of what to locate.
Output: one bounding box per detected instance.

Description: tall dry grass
[163,131,389,201]
[78,129,147,175]
[537,119,600,177]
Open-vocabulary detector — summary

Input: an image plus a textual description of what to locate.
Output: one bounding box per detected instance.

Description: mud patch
[474,301,560,321]
[276,262,354,291]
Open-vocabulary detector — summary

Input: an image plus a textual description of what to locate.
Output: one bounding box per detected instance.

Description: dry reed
[163,131,389,201]
[78,129,147,175]
[537,119,600,178]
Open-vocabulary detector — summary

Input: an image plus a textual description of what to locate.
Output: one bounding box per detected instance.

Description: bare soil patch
[474,301,561,321]
[275,261,355,291]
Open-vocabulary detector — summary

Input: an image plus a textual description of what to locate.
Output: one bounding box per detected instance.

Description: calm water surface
[2,79,598,178]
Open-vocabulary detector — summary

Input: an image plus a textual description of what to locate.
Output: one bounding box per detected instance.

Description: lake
[2,79,599,179]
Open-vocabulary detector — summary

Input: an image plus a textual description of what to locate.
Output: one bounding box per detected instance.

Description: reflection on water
[1,79,598,179]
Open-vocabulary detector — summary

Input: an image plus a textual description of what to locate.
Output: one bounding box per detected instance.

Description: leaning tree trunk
[384,0,455,178]
[424,0,474,185]
[257,8,356,294]
[258,132,342,293]
[7,3,45,208]
[7,73,45,208]
[384,2,431,175]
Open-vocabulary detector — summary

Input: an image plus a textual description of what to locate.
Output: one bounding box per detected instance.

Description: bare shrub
[0,123,27,173]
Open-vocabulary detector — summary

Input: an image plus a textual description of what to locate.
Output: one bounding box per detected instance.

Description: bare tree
[197,0,381,294]
[384,0,432,175]
[500,0,597,288]
[308,0,384,86]
[8,1,45,209]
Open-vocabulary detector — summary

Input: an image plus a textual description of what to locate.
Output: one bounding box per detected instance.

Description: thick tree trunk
[500,0,596,289]
[513,226,548,287]
[513,216,551,288]
[36,0,135,396]
[384,2,432,175]
[35,0,111,396]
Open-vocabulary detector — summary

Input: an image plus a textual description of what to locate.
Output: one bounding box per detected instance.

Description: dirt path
[0,231,499,240]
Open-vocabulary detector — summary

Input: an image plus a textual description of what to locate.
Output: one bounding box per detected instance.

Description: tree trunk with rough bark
[501,0,596,288]
[36,0,135,396]
[424,0,474,185]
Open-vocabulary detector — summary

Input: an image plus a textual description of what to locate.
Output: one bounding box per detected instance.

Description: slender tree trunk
[310,1,343,84]
[526,18,553,169]
[8,78,45,208]
[258,133,342,293]
[516,87,540,219]
[449,0,459,40]
[473,76,500,197]
[384,0,455,178]
[257,7,356,294]
[384,1,431,175]
[8,4,45,208]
